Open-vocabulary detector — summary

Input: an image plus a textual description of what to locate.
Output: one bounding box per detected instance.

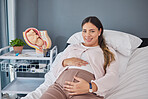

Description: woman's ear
[98,28,102,36]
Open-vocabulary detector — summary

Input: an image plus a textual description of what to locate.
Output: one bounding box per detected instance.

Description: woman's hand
[62,57,88,67]
[63,76,89,95]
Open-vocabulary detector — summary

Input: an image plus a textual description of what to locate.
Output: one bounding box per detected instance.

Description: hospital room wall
[16,0,148,52]
[16,0,38,49]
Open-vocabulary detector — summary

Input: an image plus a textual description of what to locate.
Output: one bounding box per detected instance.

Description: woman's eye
[90,31,95,33]
[83,30,86,33]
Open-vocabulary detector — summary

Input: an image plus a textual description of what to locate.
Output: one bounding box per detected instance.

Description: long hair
[81,16,115,74]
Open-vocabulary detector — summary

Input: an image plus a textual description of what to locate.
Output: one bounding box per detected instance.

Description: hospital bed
[20,30,148,99]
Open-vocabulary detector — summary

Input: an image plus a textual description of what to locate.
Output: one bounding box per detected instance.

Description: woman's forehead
[82,22,98,29]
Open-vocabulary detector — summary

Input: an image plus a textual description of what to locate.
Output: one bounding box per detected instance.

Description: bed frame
[139,38,148,47]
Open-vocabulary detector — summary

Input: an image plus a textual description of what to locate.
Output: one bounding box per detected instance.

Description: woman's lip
[85,38,93,42]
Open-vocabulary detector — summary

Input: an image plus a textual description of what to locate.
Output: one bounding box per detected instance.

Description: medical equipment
[0,46,57,99]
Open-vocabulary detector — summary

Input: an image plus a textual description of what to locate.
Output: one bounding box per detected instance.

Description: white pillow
[67,30,142,76]
[67,31,84,44]
[67,30,142,56]
[103,30,142,56]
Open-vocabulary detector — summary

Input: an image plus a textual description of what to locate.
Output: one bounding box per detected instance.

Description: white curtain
[7,0,16,44]
[0,0,16,48]
[0,0,9,48]
[0,0,16,98]
[0,1,9,98]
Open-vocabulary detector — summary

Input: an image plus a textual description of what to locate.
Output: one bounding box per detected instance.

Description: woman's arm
[63,47,119,96]
[62,57,88,67]
[91,47,119,96]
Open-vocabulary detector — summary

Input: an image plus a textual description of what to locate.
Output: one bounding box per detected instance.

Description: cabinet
[0,46,57,98]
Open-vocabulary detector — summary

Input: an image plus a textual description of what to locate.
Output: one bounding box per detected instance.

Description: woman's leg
[40,84,66,99]
[71,93,104,99]
[40,68,98,99]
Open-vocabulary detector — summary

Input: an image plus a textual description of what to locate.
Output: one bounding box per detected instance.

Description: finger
[75,62,82,67]
[65,81,75,86]
[76,62,87,66]
[74,76,82,82]
[75,63,82,67]
[82,61,89,64]
[81,62,88,66]
[64,88,75,92]
[63,85,73,89]
[78,61,89,66]
[84,62,89,65]
[78,62,85,66]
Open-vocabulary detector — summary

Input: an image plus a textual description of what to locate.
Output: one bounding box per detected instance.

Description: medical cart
[0,46,57,99]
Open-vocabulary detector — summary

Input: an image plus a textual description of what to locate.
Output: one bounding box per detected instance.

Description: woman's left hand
[63,76,89,95]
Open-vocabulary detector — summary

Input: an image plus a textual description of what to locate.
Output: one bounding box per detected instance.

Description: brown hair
[82,16,115,74]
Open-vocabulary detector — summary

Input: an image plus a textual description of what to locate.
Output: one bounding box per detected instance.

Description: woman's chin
[83,43,92,47]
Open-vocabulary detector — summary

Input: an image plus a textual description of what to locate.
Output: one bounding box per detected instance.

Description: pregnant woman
[40,16,119,99]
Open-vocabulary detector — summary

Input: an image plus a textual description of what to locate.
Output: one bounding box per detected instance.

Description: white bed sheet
[22,46,148,99]
[106,46,148,99]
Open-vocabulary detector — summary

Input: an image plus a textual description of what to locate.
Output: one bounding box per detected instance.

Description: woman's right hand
[62,57,89,67]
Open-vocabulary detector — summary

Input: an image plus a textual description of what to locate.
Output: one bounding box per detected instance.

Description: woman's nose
[85,32,91,36]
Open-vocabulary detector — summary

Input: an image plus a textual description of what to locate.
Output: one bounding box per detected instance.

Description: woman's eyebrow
[89,29,95,31]
[82,29,95,31]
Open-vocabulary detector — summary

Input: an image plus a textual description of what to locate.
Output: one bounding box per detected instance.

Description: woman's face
[82,22,101,47]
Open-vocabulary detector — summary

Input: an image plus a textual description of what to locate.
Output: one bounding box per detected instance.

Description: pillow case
[67,30,142,76]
